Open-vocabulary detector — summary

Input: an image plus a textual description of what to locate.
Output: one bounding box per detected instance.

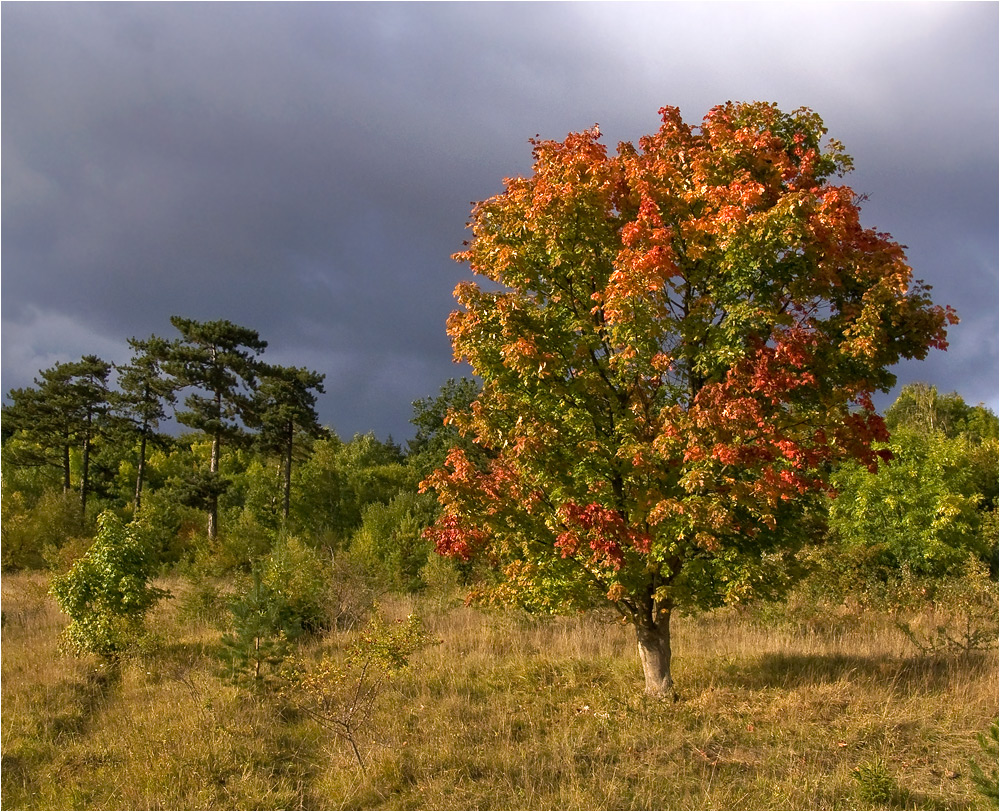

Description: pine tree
[164,317,267,539]
[252,364,326,521]
[3,356,112,520]
[113,336,177,513]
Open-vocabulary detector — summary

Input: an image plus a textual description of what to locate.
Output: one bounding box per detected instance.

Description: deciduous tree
[829,427,986,580]
[422,102,955,697]
[408,377,489,480]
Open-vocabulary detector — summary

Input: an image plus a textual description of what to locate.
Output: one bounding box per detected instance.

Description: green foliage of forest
[1,315,996,639]
[2,322,997,809]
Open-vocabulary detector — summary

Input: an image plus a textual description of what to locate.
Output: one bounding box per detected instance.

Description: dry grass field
[2,570,997,810]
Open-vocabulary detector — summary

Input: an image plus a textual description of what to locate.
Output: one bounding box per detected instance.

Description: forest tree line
[1,315,997,668]
[1,317,484,590]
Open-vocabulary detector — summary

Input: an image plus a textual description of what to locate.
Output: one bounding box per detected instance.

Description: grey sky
[3,2,997,441]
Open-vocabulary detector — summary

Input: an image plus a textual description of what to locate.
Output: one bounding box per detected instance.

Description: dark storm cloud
[3,2,997,439]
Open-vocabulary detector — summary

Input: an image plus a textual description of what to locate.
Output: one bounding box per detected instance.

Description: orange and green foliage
[423,101,956,695]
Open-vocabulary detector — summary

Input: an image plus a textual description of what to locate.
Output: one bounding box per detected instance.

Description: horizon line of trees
[2,316,327,542]
[1,317,996,615]
[1,318,480,584]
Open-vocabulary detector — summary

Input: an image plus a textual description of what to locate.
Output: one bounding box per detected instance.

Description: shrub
[895,556,999,654]
[131,487,205,569]
[280,610,436,771]
[260,535,332,633]
[351,492,437,593]
[49,511,169,659]
[2,488,82,572]
[327,550,385,630]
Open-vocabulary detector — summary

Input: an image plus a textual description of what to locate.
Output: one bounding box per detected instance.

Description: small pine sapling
[220,570,297,687]
[968,721,999,803]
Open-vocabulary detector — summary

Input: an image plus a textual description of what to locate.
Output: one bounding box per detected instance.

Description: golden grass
[2,572,996,810]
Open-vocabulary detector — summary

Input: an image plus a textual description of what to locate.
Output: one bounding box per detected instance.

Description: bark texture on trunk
[208,434,220,541]
[283,422,293,521]
[80,417,92,519]
[134,429,148,513]
[63,442,72,493]
[636,611,677,700]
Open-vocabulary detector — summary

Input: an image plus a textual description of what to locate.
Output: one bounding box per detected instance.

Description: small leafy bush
[49,511,169,659]
[260,535,332,633]
[280,610,436,771]
[895,556,999,654]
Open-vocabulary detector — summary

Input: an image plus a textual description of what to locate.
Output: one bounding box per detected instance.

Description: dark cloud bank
[3,2,997,440]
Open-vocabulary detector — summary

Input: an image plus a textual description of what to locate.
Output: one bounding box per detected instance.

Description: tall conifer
[164,317,267,539]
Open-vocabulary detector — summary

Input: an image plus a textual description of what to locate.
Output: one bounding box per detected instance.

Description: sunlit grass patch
[2,571,996,809]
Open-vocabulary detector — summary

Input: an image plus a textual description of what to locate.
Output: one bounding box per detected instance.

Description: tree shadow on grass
[722,650,994,694]
[1,659,122,808]
[50,659,122,738]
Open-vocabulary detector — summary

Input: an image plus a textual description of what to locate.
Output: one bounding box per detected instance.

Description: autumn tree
[422,102,955,697]
[164,317,267,540]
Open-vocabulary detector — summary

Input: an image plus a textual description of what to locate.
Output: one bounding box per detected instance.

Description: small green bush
[49,511,169,659]
[260,535,332,633]
[350,492,437,593]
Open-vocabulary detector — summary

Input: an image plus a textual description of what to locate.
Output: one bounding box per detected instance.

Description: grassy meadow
[2,570,997,810]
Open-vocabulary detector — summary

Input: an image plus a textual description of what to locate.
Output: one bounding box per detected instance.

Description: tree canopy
[165,317,268,539]
[422,101,956,696]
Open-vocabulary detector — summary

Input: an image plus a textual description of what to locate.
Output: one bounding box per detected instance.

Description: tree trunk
[80,413,92,520]
[134,425,148,513]
[62,441,72,493]
[208,433,220,541]
[636,610,676,699]
[283,421,293,521]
